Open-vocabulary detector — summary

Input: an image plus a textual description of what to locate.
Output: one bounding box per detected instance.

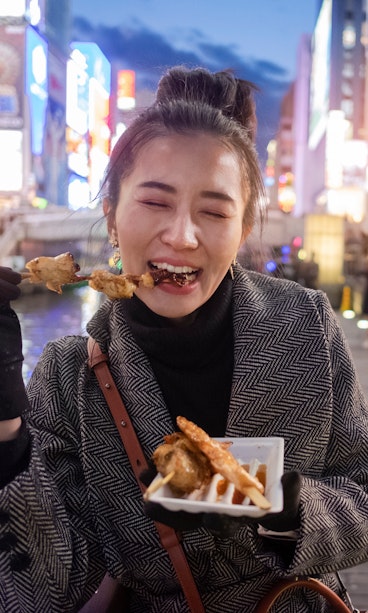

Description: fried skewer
[21,253,192,298]
[176,416,265,494]
[143,471,176,499]
[23,252,82,294]
[149,419,272,510]
[176,416,271,510]
[151,432,214,496]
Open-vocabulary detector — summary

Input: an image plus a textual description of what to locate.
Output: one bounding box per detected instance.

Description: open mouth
[149,262,199,287]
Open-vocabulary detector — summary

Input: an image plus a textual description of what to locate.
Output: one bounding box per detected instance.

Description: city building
[270,0,368,304]
[0,0,111,212]
[67,42,111,209]
[0,1,70,209]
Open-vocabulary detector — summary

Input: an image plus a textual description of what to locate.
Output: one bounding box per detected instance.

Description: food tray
[148,436,284,518]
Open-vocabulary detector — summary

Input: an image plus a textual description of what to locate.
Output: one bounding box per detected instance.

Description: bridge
[0,207,107,267]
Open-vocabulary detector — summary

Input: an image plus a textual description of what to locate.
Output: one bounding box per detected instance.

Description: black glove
[0,267,29,421]
[142,465,301,539]
[258,471,301,532]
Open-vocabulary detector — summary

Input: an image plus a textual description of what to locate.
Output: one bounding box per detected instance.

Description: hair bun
[156,66,258,142]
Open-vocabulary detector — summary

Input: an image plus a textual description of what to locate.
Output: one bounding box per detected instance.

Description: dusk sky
[71,0,319,156]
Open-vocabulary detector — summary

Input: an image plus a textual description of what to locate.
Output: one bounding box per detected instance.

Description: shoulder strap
[253,577,351,613]
[87,337,205,613]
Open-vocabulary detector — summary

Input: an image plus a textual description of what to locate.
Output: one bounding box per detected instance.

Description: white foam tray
[149,436,284,518]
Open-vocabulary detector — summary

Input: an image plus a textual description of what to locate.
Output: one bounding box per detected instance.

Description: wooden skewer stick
[20,272,145,284]
[74,273,145,283]
[73,275,92,281]
[143,470,176,500]
[241,485,272,510]
[20,272,92,281]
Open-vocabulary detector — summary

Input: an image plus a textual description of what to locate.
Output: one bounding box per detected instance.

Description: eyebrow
[201,190,234,203]
[137,181,235,203]
[138,181,176,193]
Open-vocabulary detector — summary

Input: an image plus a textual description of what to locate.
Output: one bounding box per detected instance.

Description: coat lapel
[88,300,175,459]
[226,269,331,475]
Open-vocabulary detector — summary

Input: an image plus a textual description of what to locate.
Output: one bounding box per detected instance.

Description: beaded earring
[110,238,122,271]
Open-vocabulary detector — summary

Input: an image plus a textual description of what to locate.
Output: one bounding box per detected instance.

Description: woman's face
[109,133,249,319]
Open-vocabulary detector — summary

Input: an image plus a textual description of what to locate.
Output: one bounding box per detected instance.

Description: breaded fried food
[25,252,80,294]
[88,270,154,299]
[176,416,265,495]
[152,432,212,496]
[22,251,189,298]
[148,422,272,509]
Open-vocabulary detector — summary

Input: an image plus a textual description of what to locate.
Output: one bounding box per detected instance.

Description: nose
[161,212,199,250]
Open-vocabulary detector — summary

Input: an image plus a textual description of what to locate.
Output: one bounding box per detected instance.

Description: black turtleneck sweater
[121,276,234,437]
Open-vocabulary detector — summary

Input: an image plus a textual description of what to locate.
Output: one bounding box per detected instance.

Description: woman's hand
[0,268,29,438]
[0,267,22,303]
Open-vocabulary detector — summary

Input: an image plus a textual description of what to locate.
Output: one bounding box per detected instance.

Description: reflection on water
[15,285,104,382]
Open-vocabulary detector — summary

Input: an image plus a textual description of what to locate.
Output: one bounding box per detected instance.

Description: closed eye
[139,200,169,208]
[204,210,229,219]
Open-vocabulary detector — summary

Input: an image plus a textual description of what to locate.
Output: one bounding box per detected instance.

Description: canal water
[15,285,104,382]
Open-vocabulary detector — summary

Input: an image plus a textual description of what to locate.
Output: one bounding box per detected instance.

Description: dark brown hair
[102,66,266,231]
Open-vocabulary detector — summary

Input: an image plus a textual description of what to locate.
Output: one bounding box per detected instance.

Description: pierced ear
[240,225,252,246]
[103,197,116,238]
[103,197,111,218]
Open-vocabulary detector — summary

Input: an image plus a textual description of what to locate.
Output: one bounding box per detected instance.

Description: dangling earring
[229,256,237,280]
[110,238,122,271]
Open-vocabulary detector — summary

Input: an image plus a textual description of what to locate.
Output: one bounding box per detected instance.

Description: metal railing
[0,207,106,263]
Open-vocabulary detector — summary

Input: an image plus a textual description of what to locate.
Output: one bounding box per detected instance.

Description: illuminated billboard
[0,1,26,18]
[66,49,89,135]
[67,42,111,204]
[308,0,332,150]
[70,42,111,95]
[0,25,24,129]
[68,172,90,210]
[25,26,48,155]
[66,127,89,177]
[0,0,45,25]
[43,51,67,206]
[0,130,22,191]
[117,70,136,110]
[70,41,111,152]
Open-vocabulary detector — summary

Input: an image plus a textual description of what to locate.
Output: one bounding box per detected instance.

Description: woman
[0,66,367,612]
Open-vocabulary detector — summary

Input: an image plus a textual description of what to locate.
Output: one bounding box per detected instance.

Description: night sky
[71,0,318,157]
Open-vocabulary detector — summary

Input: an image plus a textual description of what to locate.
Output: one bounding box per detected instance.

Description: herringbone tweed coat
[1,267,367,612]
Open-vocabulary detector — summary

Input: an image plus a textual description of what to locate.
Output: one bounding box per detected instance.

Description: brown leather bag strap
[253,577,352,613]
[87,337,205,613]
